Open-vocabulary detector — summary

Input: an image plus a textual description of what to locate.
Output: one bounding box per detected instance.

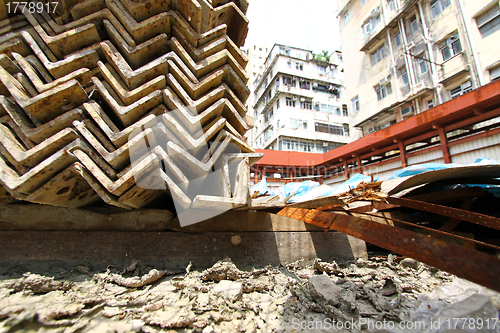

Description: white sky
[243,0,342,54]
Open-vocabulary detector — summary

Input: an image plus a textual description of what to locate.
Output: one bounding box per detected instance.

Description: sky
[243,0,342,55]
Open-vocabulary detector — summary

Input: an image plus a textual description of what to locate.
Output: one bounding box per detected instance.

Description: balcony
[438,52,469,83]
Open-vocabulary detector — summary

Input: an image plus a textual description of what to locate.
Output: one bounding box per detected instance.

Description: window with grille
[449,80,472,99]
[285,97,295,107]
[440,32,462,61]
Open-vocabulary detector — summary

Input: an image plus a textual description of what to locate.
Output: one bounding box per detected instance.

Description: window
[440,32,462,61]
[264,108,273,123]
[401,106,414,117]
[393,30,402,48]
[490,66,500,80]
[400,67,408,85]
[362,14,381,35]
[275,78,280,87]
[290,118,307,129]
[344,11,350,23]
[430,0,451,18]
[342,104,348,116]
[351,96,360,114]
[313,83,338,95]
[370,44,387,65]
[317,64,327,74]
[315,123,347,136]
[387,0,395,11]
[299,80,310,89]
[295,62,304,70]
[410,15,419,34]
[375,84,392,100]
[300,100,312,109]
[276,99,280,109]
[259,47,262,51]
[418,56,428,74]
[286,97,295,107]
[427,99,434,109]
[283,76,296,87]
[476,5,500,38]
[449,80,472,99]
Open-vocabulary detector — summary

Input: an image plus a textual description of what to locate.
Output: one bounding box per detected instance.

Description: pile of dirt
[0,256,498,332]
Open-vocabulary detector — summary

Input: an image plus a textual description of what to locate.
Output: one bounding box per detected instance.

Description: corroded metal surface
[278,207,500,293]
[0,0,257,213]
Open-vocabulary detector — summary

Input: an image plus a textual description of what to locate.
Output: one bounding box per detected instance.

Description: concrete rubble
[0,256,498,332]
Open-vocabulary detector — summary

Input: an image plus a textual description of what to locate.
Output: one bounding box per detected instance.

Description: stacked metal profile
[0,0,261,211]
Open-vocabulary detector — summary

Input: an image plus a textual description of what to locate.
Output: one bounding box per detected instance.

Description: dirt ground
[0,256,499,333]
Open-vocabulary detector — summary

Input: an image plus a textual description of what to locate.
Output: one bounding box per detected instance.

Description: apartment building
[252,44,351,154]
[338,0,500,138]
[242,45,268,145]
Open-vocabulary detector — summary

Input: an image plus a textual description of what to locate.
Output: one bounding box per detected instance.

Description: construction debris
[0,257,498,332]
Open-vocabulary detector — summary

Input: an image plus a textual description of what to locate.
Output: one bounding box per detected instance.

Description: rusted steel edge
[387,197,500,231]
[278,207,500,292]
[350,210,500,251]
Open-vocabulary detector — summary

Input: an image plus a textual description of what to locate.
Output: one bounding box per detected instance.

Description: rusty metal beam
[278,207,500,292]
[406,187,484,204]
[387,197,500,230]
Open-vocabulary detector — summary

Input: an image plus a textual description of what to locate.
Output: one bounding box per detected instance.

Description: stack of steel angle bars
[0,0,262,217]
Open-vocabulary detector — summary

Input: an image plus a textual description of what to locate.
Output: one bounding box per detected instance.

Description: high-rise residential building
[243,45,269,145]
[338,0,500,139]
[251,44,351,153]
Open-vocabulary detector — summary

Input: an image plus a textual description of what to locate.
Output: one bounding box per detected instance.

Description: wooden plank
[0,230,367,273]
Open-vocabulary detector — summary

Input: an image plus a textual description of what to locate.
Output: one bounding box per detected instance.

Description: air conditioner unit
[306,54,311,60]
[370,7,380,18]
[292,97,298,101]
[401,106,414,117]
[379,75,390,85]
[293,76,298,81]
[367,127,376,133]
[314,101,320,106]
[323,142,329,146]
[328,85,335,90]
[300,97,305,101]
[285,46,291,51]
[313,82,318,87]
[287,59,292,64]
[406,41,415,49]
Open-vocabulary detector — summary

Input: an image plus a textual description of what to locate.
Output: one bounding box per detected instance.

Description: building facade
[251,44,351,154]
[243,45,269,145]
[338,0,500,139]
